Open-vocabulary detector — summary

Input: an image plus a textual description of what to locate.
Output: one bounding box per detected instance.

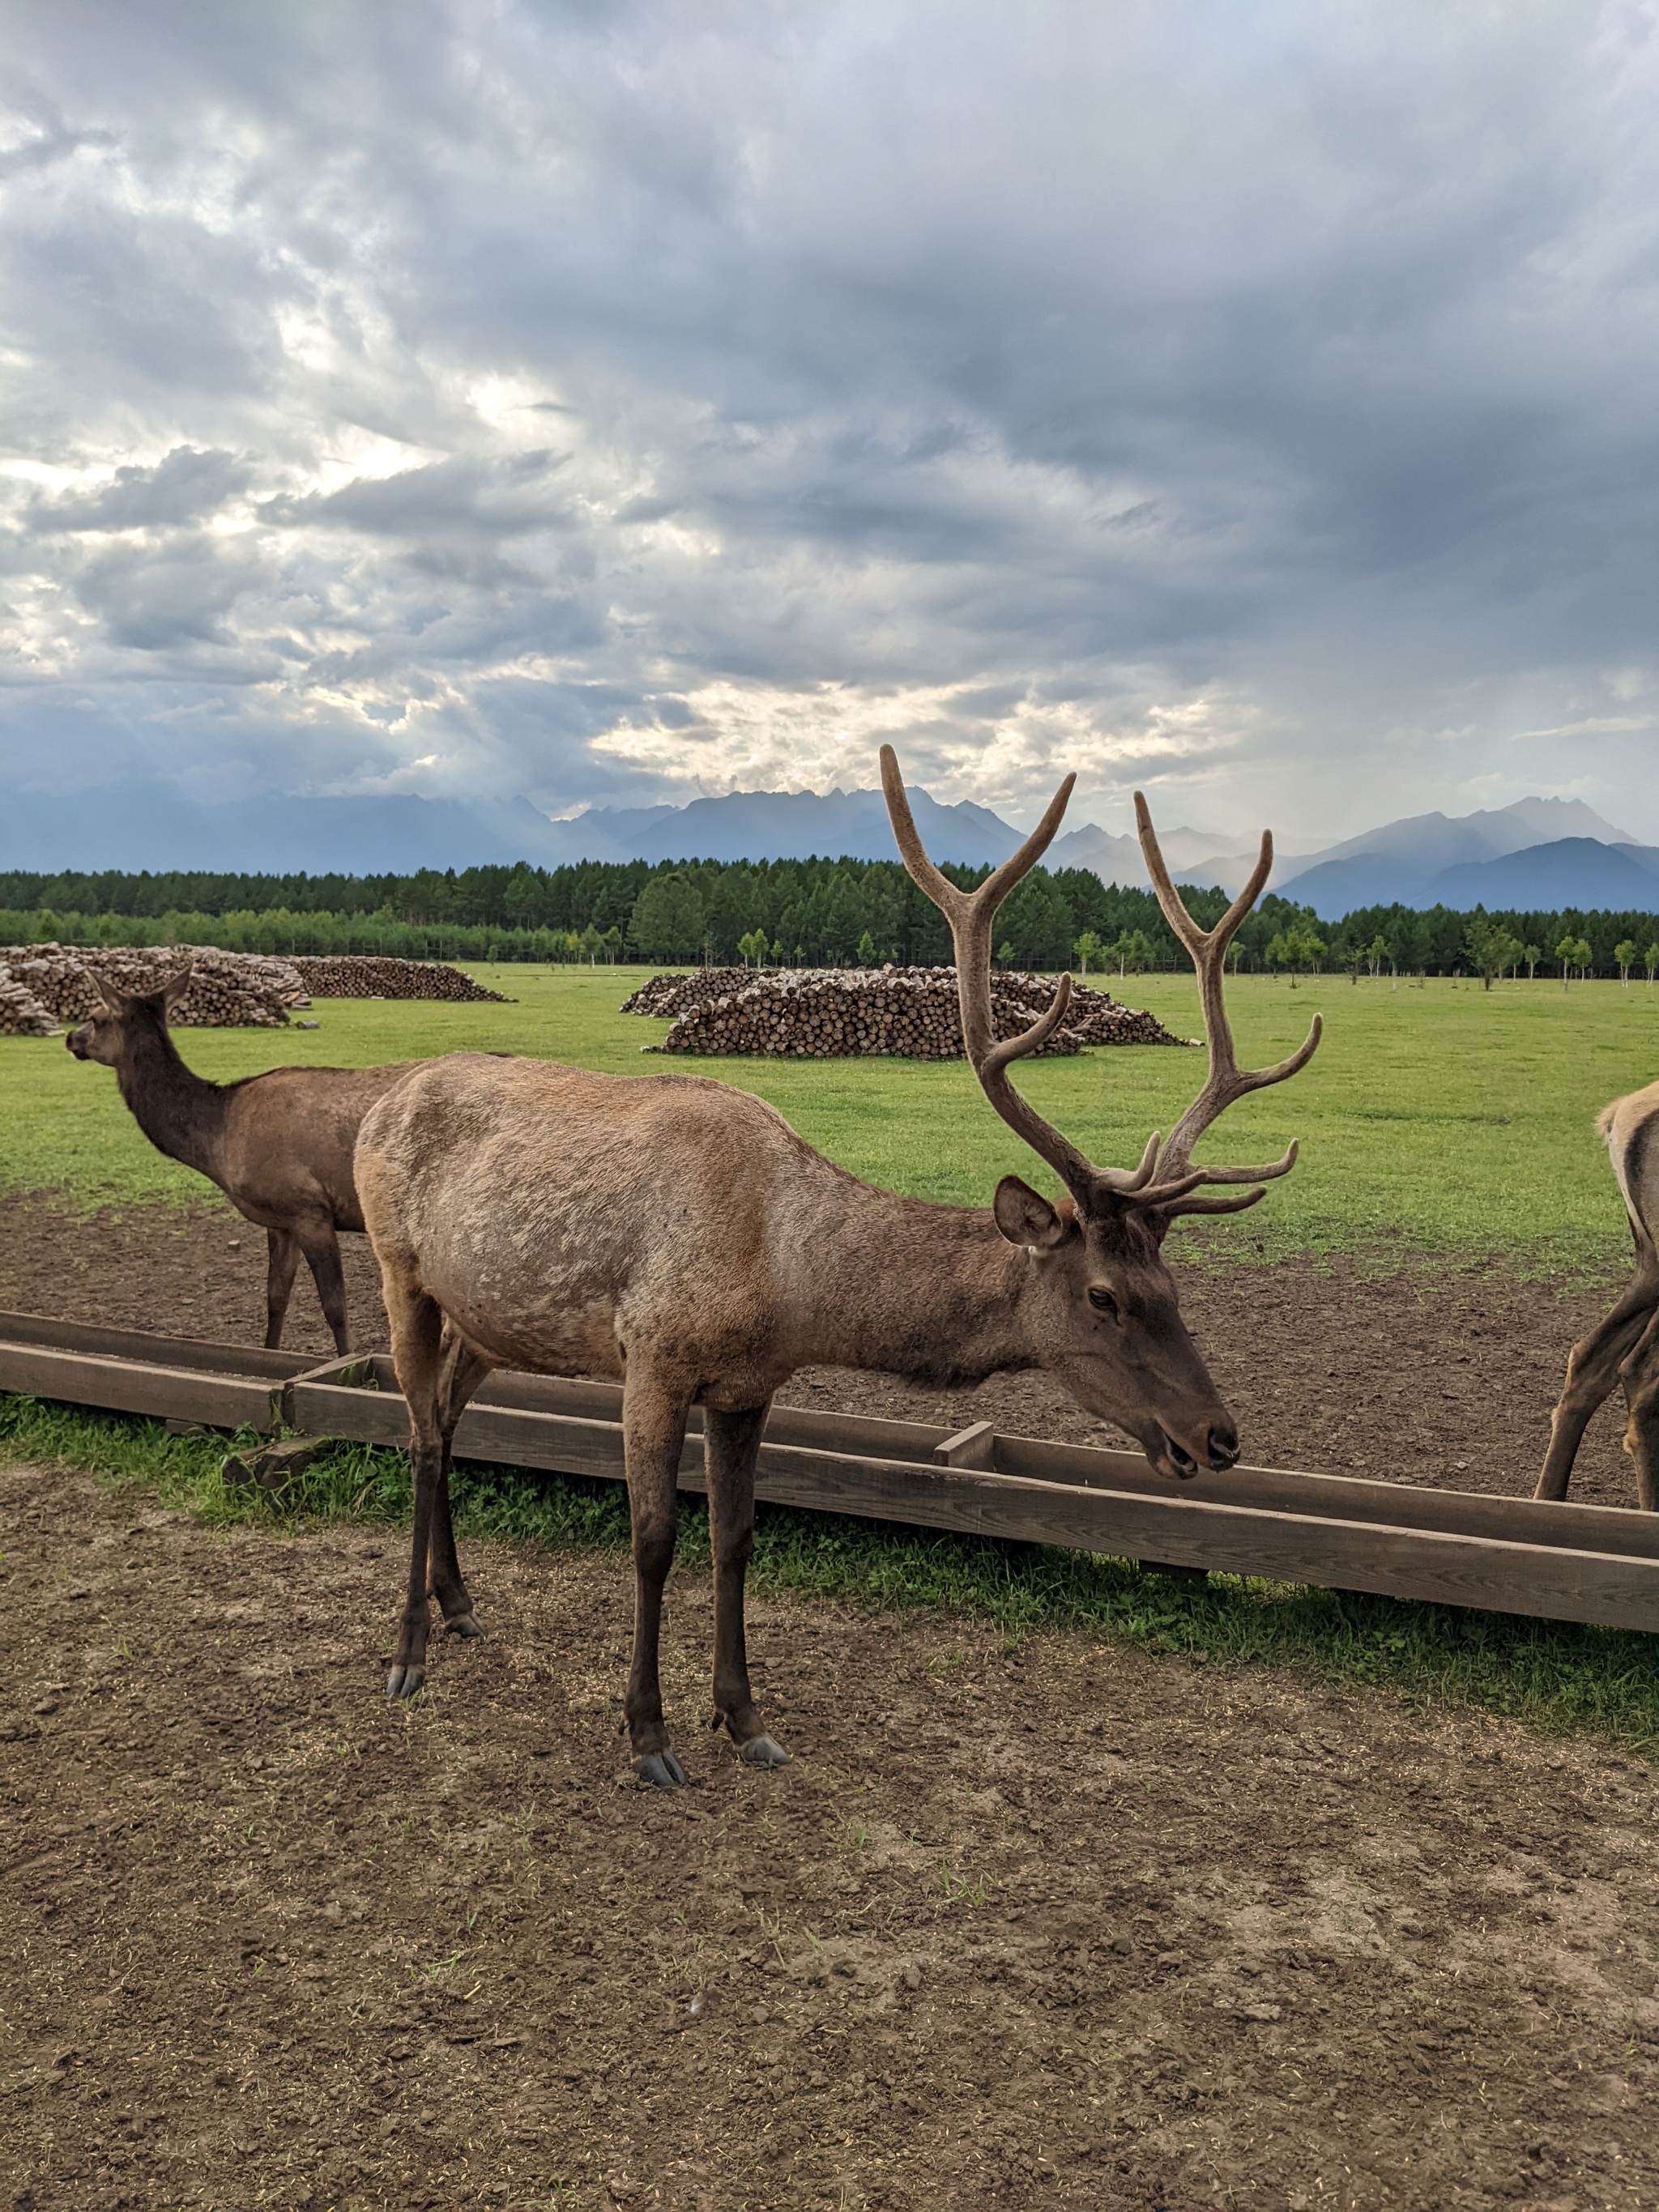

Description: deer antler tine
[1096,1130,1163,1195]
[1160,1185,1271,1220]
[881,747,1097,1199]
[1127,789,1320,1204]
[980,973,1075,1079]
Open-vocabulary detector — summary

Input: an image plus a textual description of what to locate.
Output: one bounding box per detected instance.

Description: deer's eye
[1088,1286,1119,1318]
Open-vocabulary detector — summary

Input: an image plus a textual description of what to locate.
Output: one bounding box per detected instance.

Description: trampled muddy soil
[2,1455,1657,2212]
[0,1189,1646,1509]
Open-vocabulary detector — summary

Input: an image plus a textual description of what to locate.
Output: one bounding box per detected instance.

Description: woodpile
[2,944,298,1027]
[290,956,510,1003]
[0,965,61,1035]
[624,965,1192,1058]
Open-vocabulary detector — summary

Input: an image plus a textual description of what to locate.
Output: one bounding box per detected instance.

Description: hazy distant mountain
[612,784,1024,865]
[0,786,582,876]
[1278,797,1632,916]
[1047,821,1272,895]
[1421,838,1659,914]
[6,777,1651,918]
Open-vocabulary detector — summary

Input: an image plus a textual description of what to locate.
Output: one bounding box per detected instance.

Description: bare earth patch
[0,1188,1646,1508]
[1,1457,1656,2210]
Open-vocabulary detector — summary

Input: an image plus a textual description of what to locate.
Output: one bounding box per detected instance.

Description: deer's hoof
[386,1663,425,1701]
[737,1733,791,1769]
[633,1750,688,1789]
[442,1612,482,1640]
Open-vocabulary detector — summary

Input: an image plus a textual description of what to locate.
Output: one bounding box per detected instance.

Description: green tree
[1646,942,1659,985]
[1522,943,1542,981]
[1107,928,1154,976]
[856,930,877,966]
[1615,938,1637,986]
[1074,929,1105,974]
[578,923,603,965]
[628,875,706,961]
[995,869,1074,969]
[737,928,768,967]
[1366,933,1389,980]
[601,926,623,964]
[1465,911,1523,991]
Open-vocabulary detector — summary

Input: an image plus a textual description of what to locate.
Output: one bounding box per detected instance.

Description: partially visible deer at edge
[352,746,1322,1785]
[66,970,417,1353]
[1536,1081,1659,1511]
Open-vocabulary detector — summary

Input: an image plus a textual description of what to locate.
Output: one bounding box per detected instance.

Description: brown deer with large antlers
[1535,1080,1659,1510]
[354,748,1320,1784]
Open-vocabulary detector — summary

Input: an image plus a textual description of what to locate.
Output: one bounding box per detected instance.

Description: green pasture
[3,963,1655,1272]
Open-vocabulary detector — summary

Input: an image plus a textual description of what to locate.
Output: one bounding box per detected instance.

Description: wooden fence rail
[2,1310,1654,1634]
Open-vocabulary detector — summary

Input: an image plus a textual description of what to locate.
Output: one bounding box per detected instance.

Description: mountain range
[2,778,1657,916]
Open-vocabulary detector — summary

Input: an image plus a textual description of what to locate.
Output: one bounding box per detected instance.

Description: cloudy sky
[3,0,1659,846]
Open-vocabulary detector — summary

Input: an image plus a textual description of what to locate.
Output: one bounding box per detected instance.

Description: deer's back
[217,1062,420,1229]
[356,1053,818,1381]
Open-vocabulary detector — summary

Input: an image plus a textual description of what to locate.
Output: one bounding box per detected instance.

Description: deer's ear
[87,970,126,1014]
[993,1175,1071,1251]
[160,966,193,1012]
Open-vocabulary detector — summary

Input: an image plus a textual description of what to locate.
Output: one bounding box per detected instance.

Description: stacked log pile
[2,944,297,1027]
[0,965,61,1035]
[624,965,1192,1058]
[620,968,754,1018]
[290,956,510,1003]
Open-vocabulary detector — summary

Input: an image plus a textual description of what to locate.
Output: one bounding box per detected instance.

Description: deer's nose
[1206,1421,1239,1469]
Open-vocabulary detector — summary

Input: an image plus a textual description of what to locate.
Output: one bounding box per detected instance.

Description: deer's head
[66,969,191,1064]
[881,747,1319,1484]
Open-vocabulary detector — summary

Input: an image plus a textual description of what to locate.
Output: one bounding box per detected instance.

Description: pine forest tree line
[2,855,1658,979]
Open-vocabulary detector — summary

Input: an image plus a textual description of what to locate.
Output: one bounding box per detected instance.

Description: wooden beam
[0,1342,284,1431]
[0,1309,309,1380]
[3,1319,1656,1633]
[932,1420,998,1470]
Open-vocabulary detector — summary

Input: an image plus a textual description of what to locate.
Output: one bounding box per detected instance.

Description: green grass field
[4,963,1656,1272]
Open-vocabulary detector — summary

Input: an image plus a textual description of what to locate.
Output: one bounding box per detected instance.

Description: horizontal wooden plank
[0,1343,284,1431]
[996,1434,1659,1560]
[4,1319,1655,1633]
[0,1310,310,1380]
[740,1443,1659,1634]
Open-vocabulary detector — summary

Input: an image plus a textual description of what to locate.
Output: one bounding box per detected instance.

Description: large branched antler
[1133,791,1321,1218]
[880,744,1099,1200]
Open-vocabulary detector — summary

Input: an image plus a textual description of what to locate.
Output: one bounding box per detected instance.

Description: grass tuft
[5,1392,1654,1761]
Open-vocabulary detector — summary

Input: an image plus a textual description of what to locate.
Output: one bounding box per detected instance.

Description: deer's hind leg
[429,1327,497,1638]
[1617,1308,1659,1512]
[263,1229,301,1349]
[1534,1279,1658,1501]
[705,1403,790,1769]
[380,1259,446,1700]
[295,1217,352,1356]
[621,1370,695,1788]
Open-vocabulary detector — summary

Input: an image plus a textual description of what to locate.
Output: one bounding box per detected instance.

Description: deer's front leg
[623,1376,693,1788]
[705,1403,790,1769]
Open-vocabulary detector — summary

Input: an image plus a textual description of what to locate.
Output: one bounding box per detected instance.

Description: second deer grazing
[66,971,416,1353]
[1535,1080,1659,1511]
[355,745,1320,1784]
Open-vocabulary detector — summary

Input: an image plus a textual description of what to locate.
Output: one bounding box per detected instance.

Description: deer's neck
[795,1178,1036,1385]
[115,1025,229,1182]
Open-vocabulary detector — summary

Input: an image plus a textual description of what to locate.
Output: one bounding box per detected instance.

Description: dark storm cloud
[2,0,1658,839]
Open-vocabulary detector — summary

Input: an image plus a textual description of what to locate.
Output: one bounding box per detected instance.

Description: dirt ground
[2,1453,1657,2212]
[0,1188,1647,1510]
